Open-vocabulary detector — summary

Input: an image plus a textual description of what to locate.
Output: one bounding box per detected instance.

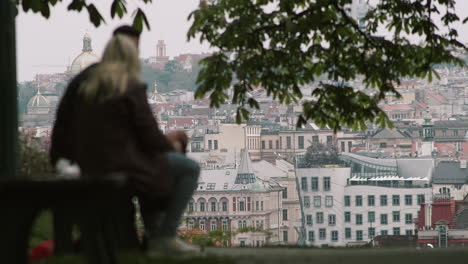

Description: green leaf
[67,0,85,12]
[132,8,150,32]
[86,4,106,27]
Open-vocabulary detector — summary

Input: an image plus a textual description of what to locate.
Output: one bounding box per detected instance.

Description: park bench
[0,175,141,264]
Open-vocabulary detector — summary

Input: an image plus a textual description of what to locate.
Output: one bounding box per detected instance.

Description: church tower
[420,109,435,157]
[156,40,169,65]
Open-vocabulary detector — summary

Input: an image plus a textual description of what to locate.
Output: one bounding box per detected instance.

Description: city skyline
[17,0,468,82]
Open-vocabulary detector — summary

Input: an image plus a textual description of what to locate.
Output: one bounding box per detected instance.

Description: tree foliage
[17,81,38,118]
[18,133,54,179]
[140,61,201,93]
[16,0,152,32]
[188,0,467,131]
[303,142,341,168]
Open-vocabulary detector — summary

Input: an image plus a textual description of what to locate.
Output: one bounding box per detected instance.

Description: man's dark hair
[113,25,141,38]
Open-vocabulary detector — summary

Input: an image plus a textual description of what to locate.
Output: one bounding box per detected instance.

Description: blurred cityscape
[17,1,468,248]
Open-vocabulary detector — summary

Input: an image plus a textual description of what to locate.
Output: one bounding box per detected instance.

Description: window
[319,228,326,240]
[312,135,319,143]
[326,136,333,146]
[380,230,388,235]
[393,211,400,222]
[261,140,265,149]
[303,196,310,208]
[283,231,288,242]
[344,195,351,206]
[314,196,322,207]
[214,140,218,149]
[368,195,375,206]
[298,136,304,149]
[368,211,375,223]
[311,177,319,191]
[345,228,352,239]
[380,195,388,206]
[380,142,387,148]
[392,195,400,206]
[282,209,288,221]
[222,220,228,231]
[325,196,333,207]
[200,220,205,231]
[356,230,363,241]
[233,197,236,211]
[238,220,242,229]
[208,140,212,150]
[188,220,194,229]
[381,214,388,225]
[255,201,259,211]
[323,177,331,191]
[345,212,351,223]
[348,141,352,152]
[328,214,336,226]
[211,201,217,212]
[308,231,315,241]
[222,201,228,211]
[341,141,345,152]
[286,136,292,149]
[269,140,273,149]
[417,194,425,205]
[405,230,413,235]
[188,201,194,212]
[261,201,264,211]
[355,195,363,206]
[454,129,459,136]
[368,227,375,239]
[331,231,338,242]
[239,201,245,211]
[306,215,313,226]
[242,220,247,228]
[393,227,400,235]
[316,212,324,224]
[282,188,288,199]
[405,213,413,224]
[356,214,363,225]
[207,183,216,190]
[200,201,205,212]
[402,195,412,206]
[301,177,308,191]
[211,221,217,231]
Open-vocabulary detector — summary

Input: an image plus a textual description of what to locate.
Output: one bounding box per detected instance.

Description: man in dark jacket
[50,25,200,256]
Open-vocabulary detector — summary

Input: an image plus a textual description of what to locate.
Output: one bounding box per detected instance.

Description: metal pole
[0,0,18,179]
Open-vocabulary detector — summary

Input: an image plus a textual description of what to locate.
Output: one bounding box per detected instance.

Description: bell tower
[156,40,169,65]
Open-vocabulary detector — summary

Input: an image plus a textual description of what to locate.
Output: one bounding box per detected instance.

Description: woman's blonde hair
[79,34,141,101]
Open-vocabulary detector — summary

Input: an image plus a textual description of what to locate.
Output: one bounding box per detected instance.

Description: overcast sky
[17,0,468,82]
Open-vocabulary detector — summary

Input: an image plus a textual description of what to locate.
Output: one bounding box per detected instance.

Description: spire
[235,149,256,184]
[82,33,93,52]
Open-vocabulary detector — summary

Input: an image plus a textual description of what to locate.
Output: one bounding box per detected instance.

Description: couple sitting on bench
[50,25,201,257]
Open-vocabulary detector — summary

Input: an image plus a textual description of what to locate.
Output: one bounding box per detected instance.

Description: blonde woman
[50,26,200,256]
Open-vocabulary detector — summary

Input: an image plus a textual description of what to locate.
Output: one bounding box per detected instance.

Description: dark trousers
[141,152,200,239]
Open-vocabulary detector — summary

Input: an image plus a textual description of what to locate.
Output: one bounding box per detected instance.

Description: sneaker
[174,237,201,252]
[146,237,201,258]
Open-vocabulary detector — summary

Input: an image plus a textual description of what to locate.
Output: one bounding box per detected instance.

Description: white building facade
[296,156,433,247]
